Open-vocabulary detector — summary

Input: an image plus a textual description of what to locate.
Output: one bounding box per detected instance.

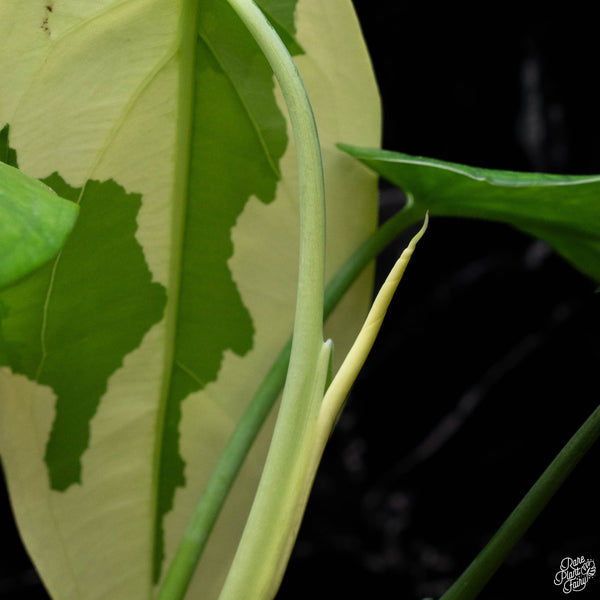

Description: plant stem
[440,403,600,600]
[156,341,291,599]
[214,0,327,598]
[157,199,422,597]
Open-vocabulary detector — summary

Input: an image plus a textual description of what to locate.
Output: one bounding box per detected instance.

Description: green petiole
[156,200,423,599]
[440,402,600,600]
[215,0,326,597]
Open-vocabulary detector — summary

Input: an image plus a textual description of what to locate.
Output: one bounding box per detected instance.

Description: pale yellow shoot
[237,214,427,600]
[316,213,429,454]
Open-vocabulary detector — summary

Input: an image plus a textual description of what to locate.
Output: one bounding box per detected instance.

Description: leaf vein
[197,25,282,180]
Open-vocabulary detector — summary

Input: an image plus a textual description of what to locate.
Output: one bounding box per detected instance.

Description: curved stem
[157,201,422,598]
[215,1,326,598]
[157,0,326,592]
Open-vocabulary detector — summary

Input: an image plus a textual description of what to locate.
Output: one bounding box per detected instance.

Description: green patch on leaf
[0,125,17,167]
[340,145,600,283]
[257,0,304,56]
[0,135,166,491]
[152,0,302,581]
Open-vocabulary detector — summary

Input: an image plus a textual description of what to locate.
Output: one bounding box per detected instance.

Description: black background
[280,8,600,600]
[2,7,599,600]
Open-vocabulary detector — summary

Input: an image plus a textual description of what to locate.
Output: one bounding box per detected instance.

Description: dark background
[2,8,599,600]
[280,9,600,600]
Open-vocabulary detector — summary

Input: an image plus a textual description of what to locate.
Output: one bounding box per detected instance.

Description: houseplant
[1,4,600,600]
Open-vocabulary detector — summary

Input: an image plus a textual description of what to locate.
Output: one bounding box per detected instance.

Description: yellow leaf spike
[316,212,429,448]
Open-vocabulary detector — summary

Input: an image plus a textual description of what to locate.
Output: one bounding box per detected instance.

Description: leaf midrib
[149,0,301,585]
[151,0,200,587]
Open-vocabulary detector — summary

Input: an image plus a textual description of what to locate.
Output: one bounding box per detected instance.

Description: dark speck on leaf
[41,4,53,34]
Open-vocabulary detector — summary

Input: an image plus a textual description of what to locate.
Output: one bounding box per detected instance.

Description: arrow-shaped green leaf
[340,145,600,283]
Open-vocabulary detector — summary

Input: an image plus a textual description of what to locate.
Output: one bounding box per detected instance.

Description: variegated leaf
[0,1,380,598]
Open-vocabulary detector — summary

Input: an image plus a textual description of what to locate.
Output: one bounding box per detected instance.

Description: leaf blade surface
[340,145,600,282]
[0,2,380,599]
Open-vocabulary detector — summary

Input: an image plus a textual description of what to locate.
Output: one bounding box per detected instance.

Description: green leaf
[0,129,78,289]
[0,2,379,599]
[339,145,600,283]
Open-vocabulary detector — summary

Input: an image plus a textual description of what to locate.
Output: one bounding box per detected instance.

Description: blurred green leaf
[0,160,77,289]
[339,145,600,283]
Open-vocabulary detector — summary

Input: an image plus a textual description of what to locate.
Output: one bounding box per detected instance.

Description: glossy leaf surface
[340,145,600,282]
[0,2,380,599]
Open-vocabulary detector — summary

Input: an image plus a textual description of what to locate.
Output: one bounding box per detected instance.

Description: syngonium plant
[1,2,600,600]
